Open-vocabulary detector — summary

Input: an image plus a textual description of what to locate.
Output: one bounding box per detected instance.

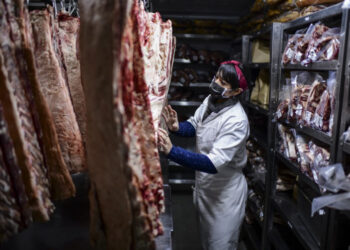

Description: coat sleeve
[207,119,249,171]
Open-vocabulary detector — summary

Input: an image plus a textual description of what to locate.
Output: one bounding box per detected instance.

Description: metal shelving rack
[241,3,350,250]
[241,24,274,249]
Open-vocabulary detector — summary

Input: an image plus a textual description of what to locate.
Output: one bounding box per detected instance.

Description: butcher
[158,60,250,250]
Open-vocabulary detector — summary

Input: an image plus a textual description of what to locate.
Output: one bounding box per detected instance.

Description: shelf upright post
[329,7,350,250]
[242,35,252,102]
[261,22,284,250]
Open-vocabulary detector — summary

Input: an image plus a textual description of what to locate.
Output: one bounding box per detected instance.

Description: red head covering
[220,60,248,91]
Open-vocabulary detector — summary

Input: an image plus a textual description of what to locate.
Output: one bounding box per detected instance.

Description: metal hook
[60,0,65,13]
[70,0,76,16]
[76,0,80,18]
[52,0,58,17]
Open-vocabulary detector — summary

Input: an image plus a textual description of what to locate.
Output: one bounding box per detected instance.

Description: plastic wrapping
[302,78,327,126]
[295,134,313,177]
[288,73,303,121]
[275,84,291,121]
[312,163,350,216]
[308,141,330,185]
[343,0,350,8]
[302,27,340,65]
[278,124,297,161]
[282,31,305,65]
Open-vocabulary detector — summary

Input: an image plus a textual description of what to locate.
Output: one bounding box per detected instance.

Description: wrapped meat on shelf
[177,70,191,87]
[184,68,199,83]
[295,134,313,177]
[296,85,312,123]
[302,79,327,126]
[276,99,290,121]
[289,85,303,122]
[198,50,211,64]
[210,51,226,67]
[176,44,191,59]
[278,124,297,161]
[311,90,331,132]
[282,34,304,64]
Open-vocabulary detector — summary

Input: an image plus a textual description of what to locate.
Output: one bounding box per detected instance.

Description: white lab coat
[187,96,249,250]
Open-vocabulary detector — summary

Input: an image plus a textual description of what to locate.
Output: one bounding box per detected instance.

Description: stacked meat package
[275,71,336,135]
[0,0,88,242]
[80,0,175,249]
[282,22,340,66]
[278,124,330,186]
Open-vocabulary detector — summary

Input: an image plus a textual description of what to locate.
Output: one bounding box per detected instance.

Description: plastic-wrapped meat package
[318,30,340,62]
[275,85,291,121]
[278,124,297,161]
[311,90,331,132]
[309,141,330,184]
[294,134,313,177]
[288,78,303,122]
[302,79,327,126]
[282,33,304,64]
[303,27,339,65]
[296,85,312,123]
[276,99,290,121]
[296,23,329,65]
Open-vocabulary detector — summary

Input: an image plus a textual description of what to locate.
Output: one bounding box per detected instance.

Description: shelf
[174,58,191,64]
[247,198,264,228]
[282,2,343,31]
[245,63,270,69]
[268,228,291,250]
[276,152,320,194]
[343,141,350,155]
[174,33,232,40]
[242,222,261,250]
[243,101,269,116]
[171,82,210,88]
[273,193,320,250]
[250,129,268,149]
[168,101,202,107]
[281,61,338,71]
[279,120,331,146]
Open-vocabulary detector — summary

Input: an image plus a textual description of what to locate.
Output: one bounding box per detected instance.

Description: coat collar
[201,95,239,124]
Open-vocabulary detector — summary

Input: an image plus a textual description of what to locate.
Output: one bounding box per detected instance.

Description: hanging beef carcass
[0,104,32,242]
[80,0,175,248]
[0,0,54,221]
[30,8,85,174]
[57,13,87,143]
[9,0,75,200]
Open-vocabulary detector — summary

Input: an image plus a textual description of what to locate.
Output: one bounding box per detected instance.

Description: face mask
[209,77,231,99]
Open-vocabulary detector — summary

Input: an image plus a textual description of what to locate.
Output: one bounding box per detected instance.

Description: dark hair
[216,63,247,90]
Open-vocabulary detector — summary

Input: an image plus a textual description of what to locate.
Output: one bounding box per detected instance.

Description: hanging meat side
[57,13,87,144]
[80,0,174,248]
[0,1,53,222]
[80,0,134,249]
[118,14,156,248]
[7,0,75,200]
[30,9,85,173]
[0,104,31,242]
[139,8,175,133]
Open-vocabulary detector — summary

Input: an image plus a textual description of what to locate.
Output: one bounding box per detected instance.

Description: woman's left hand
[158,128,173,155]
